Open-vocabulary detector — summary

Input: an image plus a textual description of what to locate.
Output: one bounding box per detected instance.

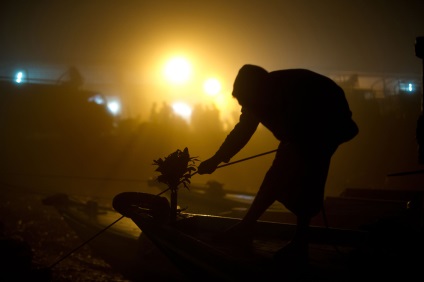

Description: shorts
[258,141,337,218]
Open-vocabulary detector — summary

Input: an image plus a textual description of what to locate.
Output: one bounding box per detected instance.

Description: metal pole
[49,148,278,267]
[415,36,424,163]
[191,148,278,177]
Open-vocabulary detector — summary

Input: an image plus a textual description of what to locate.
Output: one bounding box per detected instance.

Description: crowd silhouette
[0,76,422,194]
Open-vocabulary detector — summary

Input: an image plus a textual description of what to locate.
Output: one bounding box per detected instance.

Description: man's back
[247,68,358,145]
[212,65,359,162]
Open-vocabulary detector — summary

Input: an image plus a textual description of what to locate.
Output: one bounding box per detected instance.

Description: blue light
[88,94,105,105]
[15,71,24,83]
[399,82,417,93]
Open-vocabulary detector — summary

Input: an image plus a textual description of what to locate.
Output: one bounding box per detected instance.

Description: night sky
[1,0,423,76]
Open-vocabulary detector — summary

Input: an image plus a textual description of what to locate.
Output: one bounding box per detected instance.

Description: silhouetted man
[197,64,358,265]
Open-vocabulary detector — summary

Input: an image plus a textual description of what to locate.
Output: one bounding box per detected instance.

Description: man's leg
[229,183,278,233]
[274,143,337,263]
[217,144,286,239]
[274,215,310,262]
[293,215,311,246]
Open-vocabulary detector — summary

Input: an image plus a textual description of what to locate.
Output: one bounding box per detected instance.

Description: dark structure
[415,36,424,163]
[0,81,114,138]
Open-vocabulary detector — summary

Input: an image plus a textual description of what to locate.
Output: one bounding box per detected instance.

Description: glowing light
[399,82,416,93]
[203,78,221,95]
[164,57,191,84]
[107,101,120,115]
[15,71,24,83]
[88,94,106,105]
[172,102,192,121]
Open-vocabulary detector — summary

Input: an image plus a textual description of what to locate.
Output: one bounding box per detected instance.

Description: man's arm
[197,109,259,174]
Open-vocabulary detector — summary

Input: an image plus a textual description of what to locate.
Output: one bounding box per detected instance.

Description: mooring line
[48,215,125,269]
[48,148,278,268]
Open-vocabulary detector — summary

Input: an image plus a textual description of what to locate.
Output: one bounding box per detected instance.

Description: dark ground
[2,173,424,282]
[0,185,130,282]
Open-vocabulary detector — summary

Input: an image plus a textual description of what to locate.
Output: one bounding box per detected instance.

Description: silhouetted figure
[149,102,159,124]
[197,64,359,266]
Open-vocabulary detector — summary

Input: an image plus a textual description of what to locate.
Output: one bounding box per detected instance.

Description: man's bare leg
[274,215,310,264]
[213,183,276,243]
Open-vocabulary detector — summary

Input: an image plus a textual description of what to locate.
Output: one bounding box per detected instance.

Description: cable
[48,149,278,268]
[191,149,278,177]
[157,149,278,195]
[48,215,124,269]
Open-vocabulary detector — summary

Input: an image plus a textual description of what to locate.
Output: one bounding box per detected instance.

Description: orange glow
[137,51,239,128]
[164,57,192,84]
[172,101,192,121]
[203,78,221,96]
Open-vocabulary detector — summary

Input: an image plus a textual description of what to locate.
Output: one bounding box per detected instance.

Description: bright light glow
[164,57,191,84]
[203,78,221,95]
[172,102,192,121]
[399,82,416,93]
[15,71,24,83]
[88,94,105,105]
[107,101,120,115]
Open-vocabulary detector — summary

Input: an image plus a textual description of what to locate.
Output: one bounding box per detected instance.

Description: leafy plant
[152,147,198,190]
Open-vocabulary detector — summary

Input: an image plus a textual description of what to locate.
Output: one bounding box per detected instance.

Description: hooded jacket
[214,65,359,163]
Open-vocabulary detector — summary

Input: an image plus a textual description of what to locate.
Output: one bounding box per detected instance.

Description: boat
[43,187,423,281]
[113,150,424,282]
[147,178,287,217]
[113,189,424,282]
[42,193,187,281]
[147,177,299,228]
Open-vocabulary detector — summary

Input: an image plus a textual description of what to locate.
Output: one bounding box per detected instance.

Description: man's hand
[197,157,221,175]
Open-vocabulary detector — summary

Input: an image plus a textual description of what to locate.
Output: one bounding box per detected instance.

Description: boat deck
[136,213,366,281]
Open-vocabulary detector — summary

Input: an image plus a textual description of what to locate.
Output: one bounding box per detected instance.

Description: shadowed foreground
[0,186,130,281]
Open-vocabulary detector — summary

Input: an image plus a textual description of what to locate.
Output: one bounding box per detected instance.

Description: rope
[1,149,279,183]
[48,148,278,268]
[48,215,125,269]
[47,147,347,266]
[193,149,278,176]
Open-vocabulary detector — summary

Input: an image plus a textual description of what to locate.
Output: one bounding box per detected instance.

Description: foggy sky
[1,0,424,197]
[1,0,424,77]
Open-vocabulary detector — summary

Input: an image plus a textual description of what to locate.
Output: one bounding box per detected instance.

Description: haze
[1,0,424,197]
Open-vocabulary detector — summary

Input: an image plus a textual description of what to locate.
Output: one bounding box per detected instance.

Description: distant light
[88,94,105,105]
[172,102,192,121]
[164,57,191,84]
[399,82,417,93]
[15,71,24,83]
[203,78,221,95]
[107,101,120,115]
